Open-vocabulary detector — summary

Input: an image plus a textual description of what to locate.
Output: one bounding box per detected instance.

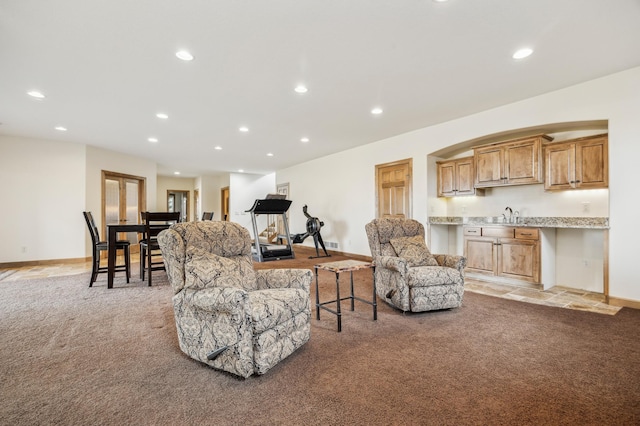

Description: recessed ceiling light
[27,91,45,99]
[214,146,222,150]
[512,48,533,59]
[238,169,244,173]
[156,113,169,119]
[294,85,308,94]
[148,137,158,143]
[300,137,310,143]
[433,0,449,2]
[239,126,249,132]
[55,126,67,131]
[174,171,180,175]
[371,107,383,115]
[267,153,274,157]
[176,50,194,61]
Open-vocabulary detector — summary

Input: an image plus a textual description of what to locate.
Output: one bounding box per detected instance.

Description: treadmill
[246,195,295,262]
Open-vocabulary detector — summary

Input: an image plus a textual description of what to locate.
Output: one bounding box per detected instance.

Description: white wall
[229,172,276,235]
[278,66,640,303]
[0,135,86,262]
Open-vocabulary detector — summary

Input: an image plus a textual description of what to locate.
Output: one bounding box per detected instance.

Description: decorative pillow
[184,246,257,291]
[389,235,439,267]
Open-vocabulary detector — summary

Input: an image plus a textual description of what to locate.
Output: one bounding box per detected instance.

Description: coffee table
[314,259,376,332]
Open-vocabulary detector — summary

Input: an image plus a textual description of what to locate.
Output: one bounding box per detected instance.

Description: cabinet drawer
[515,228,539,240]
[481,227,514,238]
[464,227,482,236]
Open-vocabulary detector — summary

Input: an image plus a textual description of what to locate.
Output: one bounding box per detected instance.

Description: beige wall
[0,135,86,262]
[277,66,640,303]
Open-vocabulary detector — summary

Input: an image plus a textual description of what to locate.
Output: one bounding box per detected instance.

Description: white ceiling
[2,0,640,177]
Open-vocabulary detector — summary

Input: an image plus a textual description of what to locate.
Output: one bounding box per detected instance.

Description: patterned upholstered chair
[365,218,466,313]
[157,221,312,378]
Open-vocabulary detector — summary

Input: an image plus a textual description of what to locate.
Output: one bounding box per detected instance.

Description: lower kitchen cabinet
[464,226,540,283]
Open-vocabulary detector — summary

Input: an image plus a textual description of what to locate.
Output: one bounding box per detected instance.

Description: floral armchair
[365,218,466,313]
[157,221,311,378]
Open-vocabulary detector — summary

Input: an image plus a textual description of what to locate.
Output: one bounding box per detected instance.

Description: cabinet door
[544,142,576,190]
[576,136,608,189]
[437,161,457,197]
[475,147,504,187]
[497,238,540,282]
[504,139,542,185]
[455,158,476,196]
[464,237,497,275]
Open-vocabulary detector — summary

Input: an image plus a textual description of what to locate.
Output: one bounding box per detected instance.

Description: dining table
[106,222,145,289]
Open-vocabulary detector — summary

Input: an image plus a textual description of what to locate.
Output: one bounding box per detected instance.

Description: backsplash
[429,183,609,218]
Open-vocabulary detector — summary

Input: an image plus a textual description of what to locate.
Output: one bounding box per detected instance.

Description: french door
[102,171,146,250]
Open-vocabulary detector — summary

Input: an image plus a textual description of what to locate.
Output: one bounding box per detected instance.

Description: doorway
[375,159,412,218]
[167,190,190,223]
[221,186,230,221]
[102,171,146,250]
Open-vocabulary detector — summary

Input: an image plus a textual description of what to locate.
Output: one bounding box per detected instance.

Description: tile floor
[465,277,620,315]
[0,261,621,315]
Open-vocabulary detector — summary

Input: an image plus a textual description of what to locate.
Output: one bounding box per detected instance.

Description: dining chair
[201,211,214,220]
[83,211,130,287]
[139,211,181,286]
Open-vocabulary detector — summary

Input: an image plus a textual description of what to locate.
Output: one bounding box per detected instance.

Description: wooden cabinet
[544,134,608,191]
[436,156,483,197]
[474,135,552,188]
[464,226,540,283]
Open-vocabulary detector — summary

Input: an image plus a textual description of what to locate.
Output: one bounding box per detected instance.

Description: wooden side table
[314,259,376,332]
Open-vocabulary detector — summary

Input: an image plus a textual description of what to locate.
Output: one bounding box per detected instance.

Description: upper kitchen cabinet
[474,135,552,188]
[437,156,483,197]
[544,134,608,191]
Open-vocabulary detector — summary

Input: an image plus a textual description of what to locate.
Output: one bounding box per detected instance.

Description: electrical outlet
[582,202,590,213]
[583,260,590,267]
[21,246,27,253]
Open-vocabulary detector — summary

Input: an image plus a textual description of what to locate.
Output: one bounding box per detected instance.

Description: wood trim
[0,257,90,268]
[607,297,640,310]
[603,229,609,303]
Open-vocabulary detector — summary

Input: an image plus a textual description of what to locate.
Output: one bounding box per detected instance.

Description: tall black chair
[201,211,214,220]
[83,211,130,287]
[140,211,181,286]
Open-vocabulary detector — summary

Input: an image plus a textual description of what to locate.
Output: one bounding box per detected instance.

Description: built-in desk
[427,216,609,297]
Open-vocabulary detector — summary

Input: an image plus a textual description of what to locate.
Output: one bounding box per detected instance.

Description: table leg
[107,226,116,289]
[350,271,355,311]
[335,272,342,332]
[315,266,320,320]
[372,267,377,321]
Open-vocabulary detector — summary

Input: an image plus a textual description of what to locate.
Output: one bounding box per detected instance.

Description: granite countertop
[428,216,609,229]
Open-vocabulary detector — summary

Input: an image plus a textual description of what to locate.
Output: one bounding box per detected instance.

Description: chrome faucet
[504,207,512,222]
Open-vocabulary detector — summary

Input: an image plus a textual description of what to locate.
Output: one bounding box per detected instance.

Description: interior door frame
[166,189,190,223]
[101,170,147,253]
[375,158,413,219]
[221,186,230,221]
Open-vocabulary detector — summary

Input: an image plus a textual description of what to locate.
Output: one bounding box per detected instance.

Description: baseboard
[1,248,373,269]
[0,257,91,269]
[293,245,372,262]
[607,296,640,310]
